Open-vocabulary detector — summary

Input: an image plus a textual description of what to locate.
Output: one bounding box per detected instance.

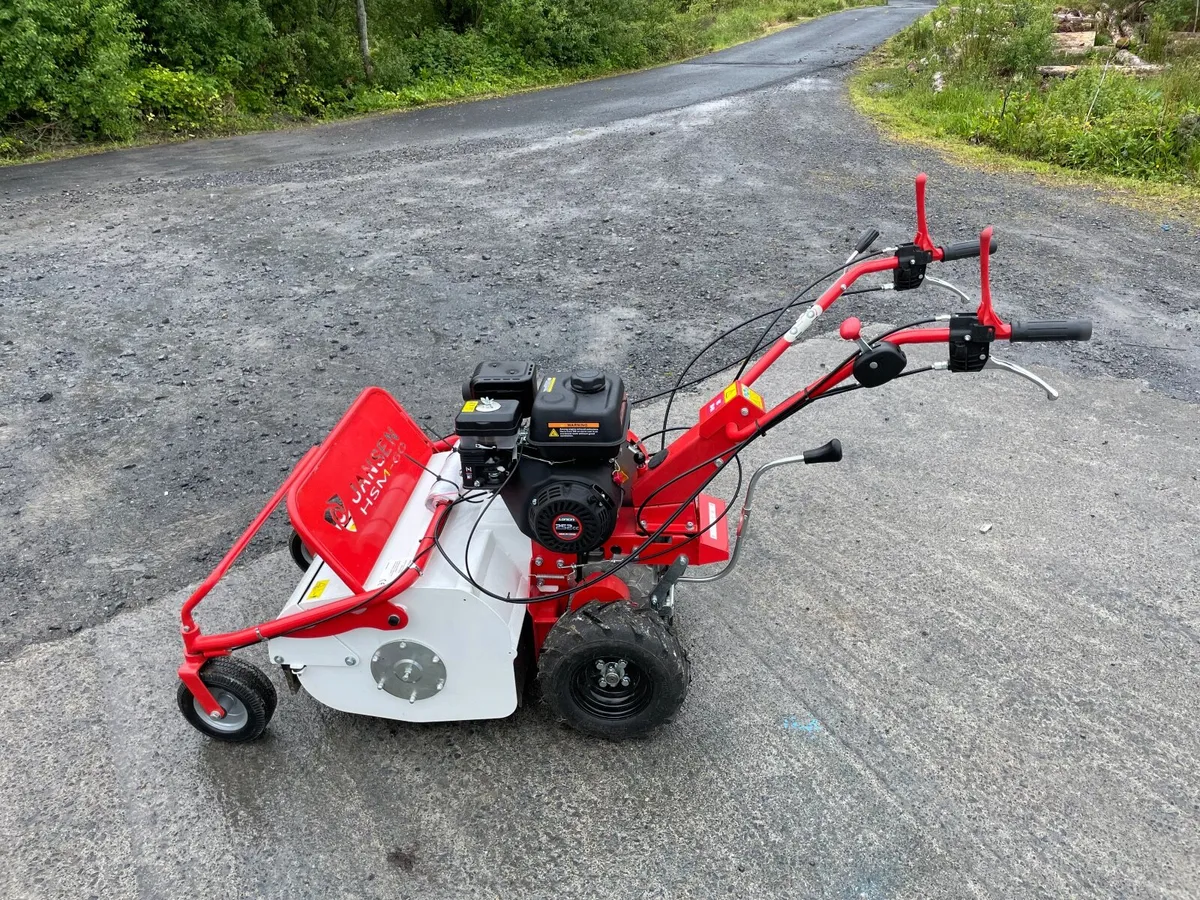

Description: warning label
[547,422,600,439]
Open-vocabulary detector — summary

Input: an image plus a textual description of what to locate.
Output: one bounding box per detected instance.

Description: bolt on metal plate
[370,639,447,702]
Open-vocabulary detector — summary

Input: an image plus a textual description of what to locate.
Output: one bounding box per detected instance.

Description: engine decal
[546,421,600,439]
[551,513,583,542]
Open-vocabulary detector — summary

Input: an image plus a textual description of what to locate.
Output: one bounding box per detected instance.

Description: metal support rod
[678,454,809,584]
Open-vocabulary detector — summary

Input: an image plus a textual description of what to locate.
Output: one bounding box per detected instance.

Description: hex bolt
[431,655,440,664]
[621,676,631,687]
[273,655,284,664]
[372,654,380,663]
[209,709,223,719]
[686,521,695,531]
[596,660,605,669]
[740,408,749,417]
[436,680,445,691]
[534,556,544,566]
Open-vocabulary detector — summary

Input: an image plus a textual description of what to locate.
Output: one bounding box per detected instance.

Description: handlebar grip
[1009,319,1093,342]
[940,237,998,261]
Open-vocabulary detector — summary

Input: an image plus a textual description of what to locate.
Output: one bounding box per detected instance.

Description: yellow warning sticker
[742,385,765,410]
[307,579,329,600]
[543,376,556,393]
[461,400,479,413]
[547,421,600,439]
[723,384,738,404]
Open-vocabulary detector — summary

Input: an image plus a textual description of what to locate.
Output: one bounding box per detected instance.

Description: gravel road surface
[1,3,1198,897]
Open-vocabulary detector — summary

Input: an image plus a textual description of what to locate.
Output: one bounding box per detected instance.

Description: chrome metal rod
[923,275,974,306]
[678,454,809,584]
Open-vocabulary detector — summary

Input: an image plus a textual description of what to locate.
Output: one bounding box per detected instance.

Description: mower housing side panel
[268,473,531,723]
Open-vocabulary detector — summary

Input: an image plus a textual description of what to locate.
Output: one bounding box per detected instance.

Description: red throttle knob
[839,317,862,341]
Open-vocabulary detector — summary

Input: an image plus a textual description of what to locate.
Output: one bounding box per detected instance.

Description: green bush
[0,0,141,140]
[482,0,676,70]
[0,0,886,155]
[912,0,1054,79]
[136,65,229,132]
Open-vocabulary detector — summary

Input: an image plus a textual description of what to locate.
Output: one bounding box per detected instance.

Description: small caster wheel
[178,657,278,743]
[289,530,313,571]
[537,600,690,740]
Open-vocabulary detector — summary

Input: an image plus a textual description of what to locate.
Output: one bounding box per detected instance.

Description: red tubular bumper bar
[177,443,453,717]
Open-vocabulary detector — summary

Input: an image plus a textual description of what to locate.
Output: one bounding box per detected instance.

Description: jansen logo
[323,494,358,532]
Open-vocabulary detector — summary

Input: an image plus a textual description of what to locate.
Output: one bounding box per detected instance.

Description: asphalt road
[2,3,1199,898]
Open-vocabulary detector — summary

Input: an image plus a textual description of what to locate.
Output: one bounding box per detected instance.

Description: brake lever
[984,357,1059,400]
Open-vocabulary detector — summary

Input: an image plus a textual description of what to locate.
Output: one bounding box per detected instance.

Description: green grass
[0,0,880,166]
[848,1,1200,218]
[850,51,1200,219]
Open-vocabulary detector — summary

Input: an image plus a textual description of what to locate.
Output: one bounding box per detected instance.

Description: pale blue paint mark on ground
[778,715,823,735]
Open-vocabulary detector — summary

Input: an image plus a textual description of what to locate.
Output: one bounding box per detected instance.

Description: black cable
[462,451,522,592]
[653,251,886,451]
[652,301,813,450]
[431,436,751,605]
[273,495,464,640]
[733,251,885,382]
[634,451,744,566]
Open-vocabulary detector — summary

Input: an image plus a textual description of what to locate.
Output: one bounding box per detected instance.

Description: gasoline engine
[455,362,636,555]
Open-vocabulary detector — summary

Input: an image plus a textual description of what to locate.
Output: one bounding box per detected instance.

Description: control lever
[648,555,688,615]
[838,317,873,353]
[679,441,843,586]
[853,227,881,255]
[984,357,1059,400]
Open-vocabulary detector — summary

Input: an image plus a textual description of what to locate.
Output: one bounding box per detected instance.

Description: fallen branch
[1038,64,1165,78]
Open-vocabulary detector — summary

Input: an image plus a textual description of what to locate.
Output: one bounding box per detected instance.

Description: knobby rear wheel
[537,600,689,740]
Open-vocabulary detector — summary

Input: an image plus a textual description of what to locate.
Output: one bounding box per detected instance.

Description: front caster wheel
[289,530,313,571]
[177,657,277,742]
[537,600,689,740]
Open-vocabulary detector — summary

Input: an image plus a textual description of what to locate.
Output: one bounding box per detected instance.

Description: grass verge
[849,56,1200,222]
[848,0,1200,222]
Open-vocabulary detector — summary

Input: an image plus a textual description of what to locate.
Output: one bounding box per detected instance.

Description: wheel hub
[194,689,249,734]
[569,655,652,720]
[596,659,631,688]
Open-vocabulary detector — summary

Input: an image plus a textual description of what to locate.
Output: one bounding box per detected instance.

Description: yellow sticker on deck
[307,579,329,600]
[723,384,738,403]
[543,376,556,393]
[461,400,479,413]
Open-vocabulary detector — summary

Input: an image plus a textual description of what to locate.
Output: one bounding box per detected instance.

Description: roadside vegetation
[851,1,1200,185]
[0,0,874,162]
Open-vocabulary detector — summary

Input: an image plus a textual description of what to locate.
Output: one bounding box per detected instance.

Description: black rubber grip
[1009,319,1093,342]
[940,237,998,261]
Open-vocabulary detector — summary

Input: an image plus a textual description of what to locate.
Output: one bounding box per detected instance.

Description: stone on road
[1,3,1198,898]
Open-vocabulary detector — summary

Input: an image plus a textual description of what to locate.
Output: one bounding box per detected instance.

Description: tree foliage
[0,0,866,152]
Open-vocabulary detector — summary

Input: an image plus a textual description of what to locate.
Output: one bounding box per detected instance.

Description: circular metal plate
[370,640,447,703]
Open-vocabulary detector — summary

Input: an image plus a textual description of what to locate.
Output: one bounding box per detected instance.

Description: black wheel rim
[569,656,653,720]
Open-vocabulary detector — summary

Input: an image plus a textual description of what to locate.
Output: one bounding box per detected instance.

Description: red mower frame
[179,174,1084,724]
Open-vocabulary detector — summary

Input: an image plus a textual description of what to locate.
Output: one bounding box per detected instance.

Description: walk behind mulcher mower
[177,176,1092,742]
